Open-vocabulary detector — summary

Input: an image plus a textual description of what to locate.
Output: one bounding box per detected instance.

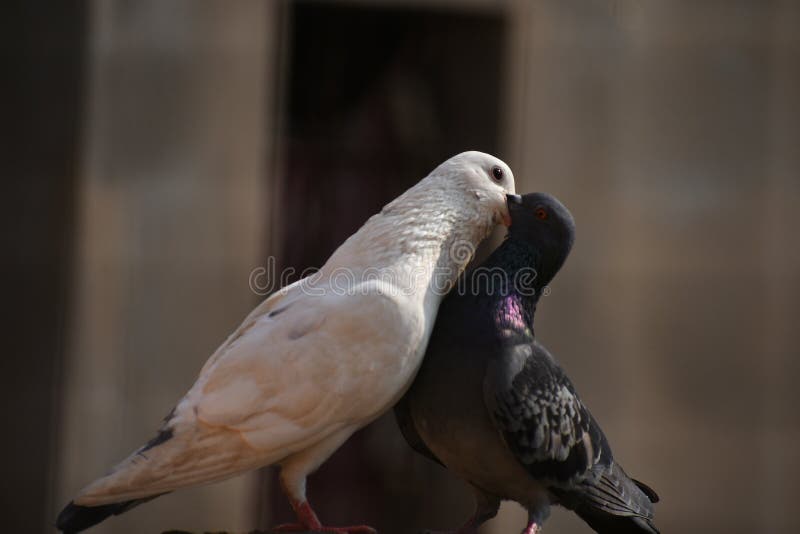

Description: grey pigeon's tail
[553,463,660,534]
[569,504,659,534]
[56,497,154,533]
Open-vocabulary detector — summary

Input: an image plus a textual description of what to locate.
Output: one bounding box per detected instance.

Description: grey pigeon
[395,193,659,534]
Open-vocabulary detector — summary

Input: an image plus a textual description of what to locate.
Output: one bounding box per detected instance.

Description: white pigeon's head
[432,151,518,227]
[326,151,519,277]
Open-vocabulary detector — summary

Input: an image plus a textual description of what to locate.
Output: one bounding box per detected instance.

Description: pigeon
[56,151,518,533]
[395,192,659,534]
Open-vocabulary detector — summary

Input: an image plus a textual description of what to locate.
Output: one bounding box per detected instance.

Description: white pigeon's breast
[324,279,429,421]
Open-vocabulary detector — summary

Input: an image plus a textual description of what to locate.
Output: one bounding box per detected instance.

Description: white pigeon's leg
[422,485,500,534]
[272,426,376,534]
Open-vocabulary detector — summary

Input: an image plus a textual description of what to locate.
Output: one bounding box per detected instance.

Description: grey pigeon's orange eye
[535,207,548,220]
[491,166,504,182]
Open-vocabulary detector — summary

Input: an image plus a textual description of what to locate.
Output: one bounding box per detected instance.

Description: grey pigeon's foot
[521,522,541,534]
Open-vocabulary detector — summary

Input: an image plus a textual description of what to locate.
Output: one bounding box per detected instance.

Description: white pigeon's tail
[57,420,271,533]
[75,425,264,506]
[56,495,157,534]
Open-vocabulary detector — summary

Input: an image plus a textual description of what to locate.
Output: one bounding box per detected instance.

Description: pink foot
[273,499,376,534]
[522,523,541,534]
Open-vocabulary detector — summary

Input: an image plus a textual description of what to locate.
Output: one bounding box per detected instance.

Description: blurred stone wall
[504,1,800,533]
[52,1,800,534]
[55,2,277,532]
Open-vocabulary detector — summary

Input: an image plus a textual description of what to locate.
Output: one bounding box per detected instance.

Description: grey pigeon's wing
[484,340,658,532]
[484,340,606,483]
[394,395,445,467]
[551,463,659,533]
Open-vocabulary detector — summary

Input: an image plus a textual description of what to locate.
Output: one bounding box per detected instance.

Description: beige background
[48,1,799,533]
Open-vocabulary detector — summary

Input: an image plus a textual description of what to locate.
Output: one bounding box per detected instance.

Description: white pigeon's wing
[194,297,350,448]
[194,281,418,448]
[196,277,307,377]
[75,282,417,505]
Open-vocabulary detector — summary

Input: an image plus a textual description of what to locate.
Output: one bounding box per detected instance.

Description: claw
[274,475,377,534]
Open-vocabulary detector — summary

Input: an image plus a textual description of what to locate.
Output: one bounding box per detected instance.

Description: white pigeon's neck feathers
[319,172,494,295]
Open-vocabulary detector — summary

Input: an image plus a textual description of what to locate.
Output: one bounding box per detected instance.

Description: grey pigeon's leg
[422,486,500,534]
[521,503,551,534]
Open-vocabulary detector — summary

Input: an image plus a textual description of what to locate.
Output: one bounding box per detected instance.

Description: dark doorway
[277,0,508,272]
[261,2,508,532]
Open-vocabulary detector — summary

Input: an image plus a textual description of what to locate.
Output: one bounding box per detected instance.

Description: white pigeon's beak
[502,194,523,226]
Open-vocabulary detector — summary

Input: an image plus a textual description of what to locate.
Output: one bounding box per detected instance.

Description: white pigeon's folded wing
[194,297,353,449]
[75,283,414,505]
[196,277,306,377]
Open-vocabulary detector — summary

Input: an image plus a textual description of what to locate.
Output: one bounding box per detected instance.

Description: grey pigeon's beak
[506,194,523,206]
[501,194,522,226]
[500,194,522,227]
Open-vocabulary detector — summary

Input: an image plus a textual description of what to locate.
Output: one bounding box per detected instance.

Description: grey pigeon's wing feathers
[484,339,658,533]
[394,395,445,467]
[484,340,604,484]
[551,462,659,533]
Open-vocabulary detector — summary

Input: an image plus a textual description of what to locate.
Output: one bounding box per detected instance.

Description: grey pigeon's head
[506,192,575,287]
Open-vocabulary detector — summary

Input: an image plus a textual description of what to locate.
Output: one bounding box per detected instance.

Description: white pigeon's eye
[491,166,504,182]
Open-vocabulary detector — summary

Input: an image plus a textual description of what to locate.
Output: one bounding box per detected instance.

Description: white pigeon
[57,151,518,533]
